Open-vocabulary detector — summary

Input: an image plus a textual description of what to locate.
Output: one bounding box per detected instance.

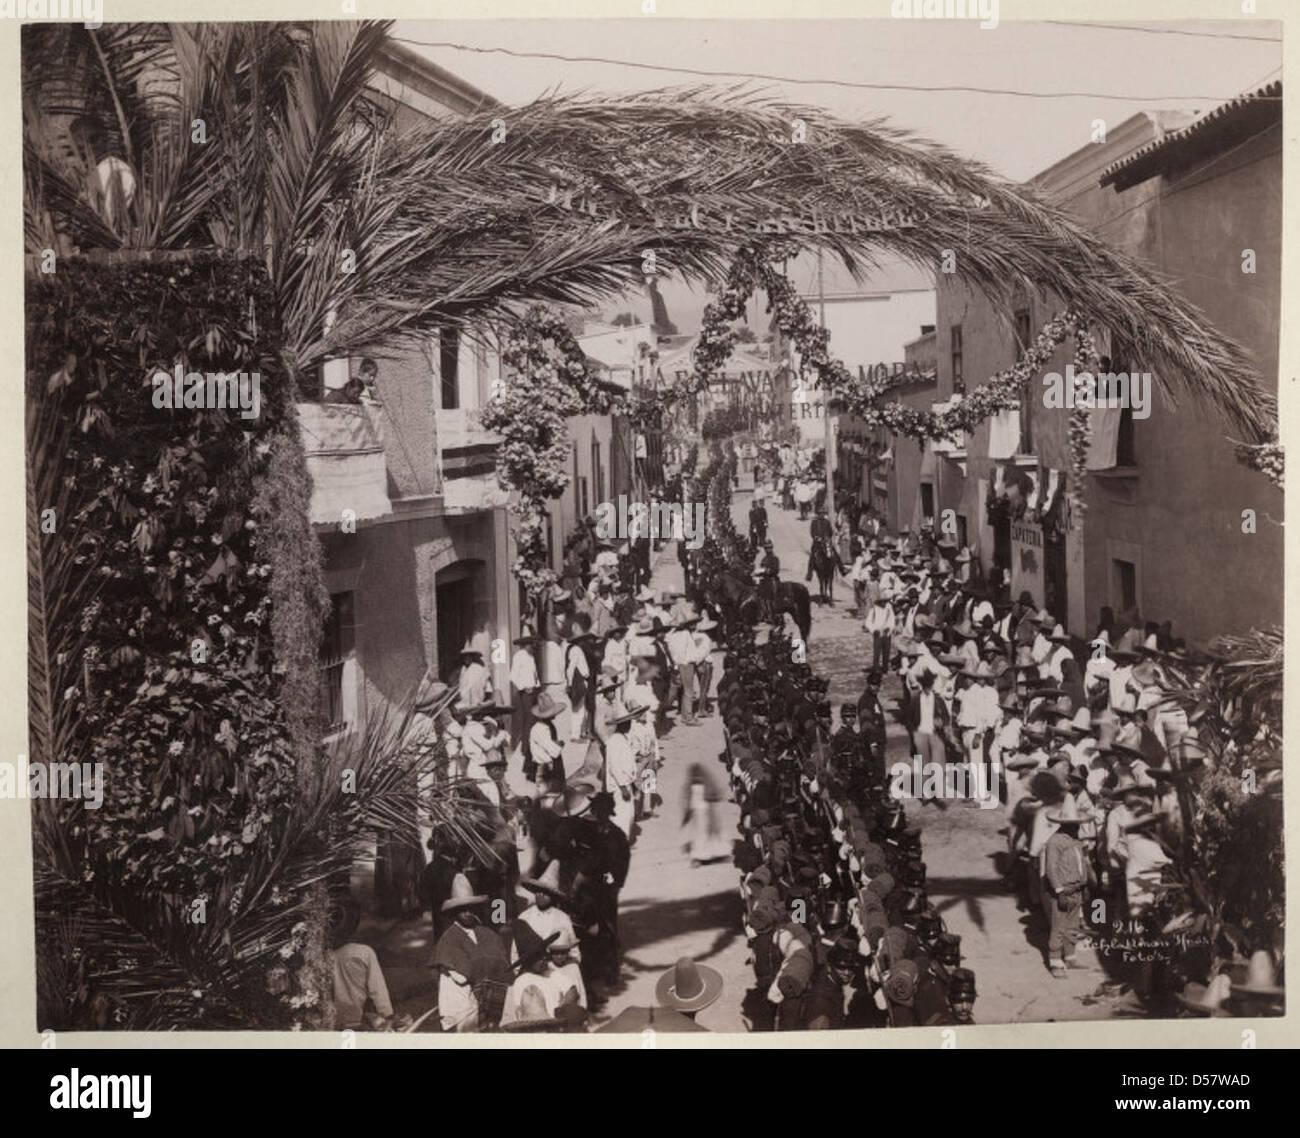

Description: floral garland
[1066,323,1101,521]
[478,306,613,606]
[1234,439,1284,489]
[691,245,1085,443]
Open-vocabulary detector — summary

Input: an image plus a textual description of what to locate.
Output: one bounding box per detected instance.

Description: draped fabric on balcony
[987,409,1020,460]
[297,402,393,526]
[1086,405,1123,470]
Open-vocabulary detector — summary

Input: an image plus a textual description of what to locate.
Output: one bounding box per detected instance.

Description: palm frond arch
[383,90,1275,445]
[23,22,1275,444]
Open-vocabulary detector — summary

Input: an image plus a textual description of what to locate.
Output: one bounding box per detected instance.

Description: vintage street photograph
[21,14,1283,1038]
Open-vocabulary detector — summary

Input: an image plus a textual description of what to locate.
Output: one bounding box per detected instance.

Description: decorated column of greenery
[25,252,342,1029]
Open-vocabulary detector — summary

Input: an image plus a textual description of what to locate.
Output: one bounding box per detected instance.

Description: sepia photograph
[15,7,1287,1056]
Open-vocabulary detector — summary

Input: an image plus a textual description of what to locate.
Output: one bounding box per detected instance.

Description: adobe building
[928,82,1281,644]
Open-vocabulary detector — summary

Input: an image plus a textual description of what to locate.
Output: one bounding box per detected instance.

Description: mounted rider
[757,540,781,623]
[805,504,847,582]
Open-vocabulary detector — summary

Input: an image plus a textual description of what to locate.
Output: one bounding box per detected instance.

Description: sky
[393,17,1281,332]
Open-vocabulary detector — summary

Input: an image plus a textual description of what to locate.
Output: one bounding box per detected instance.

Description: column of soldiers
[698,446,977,1029]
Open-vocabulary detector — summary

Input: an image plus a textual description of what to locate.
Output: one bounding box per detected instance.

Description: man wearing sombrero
[655,957,723,1023]
[516,861,586,1010]
[456,645,492,709]
[527,692,566,789]
[432,873,512,1032]
[1041,797,1095,977]
[603,703,646,838]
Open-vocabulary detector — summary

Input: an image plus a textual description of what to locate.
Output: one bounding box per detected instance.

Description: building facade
[915,84,1281,645]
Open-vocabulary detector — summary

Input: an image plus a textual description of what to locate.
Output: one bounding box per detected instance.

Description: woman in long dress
[682,762,729,866]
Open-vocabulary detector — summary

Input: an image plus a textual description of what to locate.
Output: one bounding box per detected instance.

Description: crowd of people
[326,448,746,1032]
[326,430,1275,1032]
[743,443,1237,1002]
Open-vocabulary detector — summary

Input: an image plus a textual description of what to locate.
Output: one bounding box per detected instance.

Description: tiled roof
[1100,80,1281,191]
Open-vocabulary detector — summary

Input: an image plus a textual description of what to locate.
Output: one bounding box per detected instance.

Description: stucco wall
[930,119,1281,645]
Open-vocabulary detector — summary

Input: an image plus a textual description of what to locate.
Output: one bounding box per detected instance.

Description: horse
[739,579,813,643]
[810,537,836,606]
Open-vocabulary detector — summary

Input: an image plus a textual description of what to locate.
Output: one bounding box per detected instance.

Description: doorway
[436,573,476,682]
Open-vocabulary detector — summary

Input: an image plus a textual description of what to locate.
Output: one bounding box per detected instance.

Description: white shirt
[510,648,539,693]
[666,628,696,667]
[605,731,638,790]
[566,644,591,683]
[459,661,491,708]
[530,720,563,766]
[603,637,629,680]
[865,603,894,634]
[918,690,937,736]
[1109,665,1135,712]
[1046,644,1072,683]
[622,677,658,713]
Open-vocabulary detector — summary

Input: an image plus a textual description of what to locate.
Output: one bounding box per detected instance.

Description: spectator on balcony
[325,376,365,405]
[355,357,381,404]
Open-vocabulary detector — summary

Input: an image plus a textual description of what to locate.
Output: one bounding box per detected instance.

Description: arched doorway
[436,559,489,684]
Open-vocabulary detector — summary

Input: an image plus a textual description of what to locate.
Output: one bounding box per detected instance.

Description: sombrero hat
[531,692,565,719]
[440,872,488,913]
[520,860,569,901]
[1229,950,1285,1001]
[609,703,649,727]
[1176,974,1233,1018]
[655,956,724,1013]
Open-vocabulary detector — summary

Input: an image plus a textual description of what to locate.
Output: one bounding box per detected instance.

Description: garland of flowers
[1233,439,1284,489]
[1066,323,1101,521]
[691,244,1279,514]
[478,306,614,607]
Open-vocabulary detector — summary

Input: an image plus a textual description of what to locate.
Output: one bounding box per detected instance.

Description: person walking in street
[527,692,566,790]
[667,615,701,727]
[749,496,768,548]
[682,761,729,865]
[865,591,895,672]
[1041,797,1095,978]
[904,671,954,766]
[604,704,644,838]
[565,630,594,741]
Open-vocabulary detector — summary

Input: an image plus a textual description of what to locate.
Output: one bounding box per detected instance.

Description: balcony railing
[297,402,393,527]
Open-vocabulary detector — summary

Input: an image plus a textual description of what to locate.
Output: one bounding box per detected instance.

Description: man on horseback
[805,505,847,583]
